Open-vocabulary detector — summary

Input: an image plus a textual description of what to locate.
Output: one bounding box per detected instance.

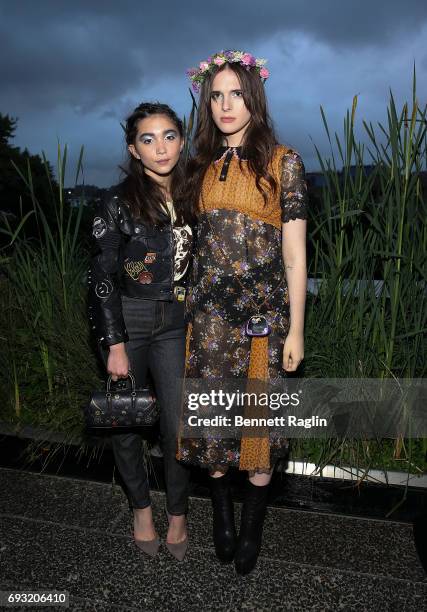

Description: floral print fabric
[177,146,308,474]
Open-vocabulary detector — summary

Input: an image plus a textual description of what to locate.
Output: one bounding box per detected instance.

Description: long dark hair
[119,102,194,226]
[186,62,278,210]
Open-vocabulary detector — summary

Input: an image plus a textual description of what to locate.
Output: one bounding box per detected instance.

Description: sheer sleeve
[280,149,308,223]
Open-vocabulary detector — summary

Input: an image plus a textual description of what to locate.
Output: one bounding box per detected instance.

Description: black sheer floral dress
[176,144,308,475]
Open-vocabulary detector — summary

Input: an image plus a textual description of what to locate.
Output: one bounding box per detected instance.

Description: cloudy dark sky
[1,0,427,187]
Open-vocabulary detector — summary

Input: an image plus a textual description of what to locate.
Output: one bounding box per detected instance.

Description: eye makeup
[211,90,243,100]
[138,129,178,143]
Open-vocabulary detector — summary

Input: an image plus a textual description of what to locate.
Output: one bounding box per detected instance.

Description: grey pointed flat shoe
[134,536,160,558]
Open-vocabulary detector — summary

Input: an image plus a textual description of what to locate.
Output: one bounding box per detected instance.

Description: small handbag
[245,314,272,337]
[84,372,159,429]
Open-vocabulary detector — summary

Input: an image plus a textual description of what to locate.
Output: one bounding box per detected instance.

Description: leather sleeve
[87,197,129,347]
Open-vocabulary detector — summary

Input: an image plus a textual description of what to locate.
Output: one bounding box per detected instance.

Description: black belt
[120,279,187,302]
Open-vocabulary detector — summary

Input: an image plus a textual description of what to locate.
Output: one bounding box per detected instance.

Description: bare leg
[210,470,228,478]
[166,513,187,544]
[133,505,157,541]
[249,468,273,486]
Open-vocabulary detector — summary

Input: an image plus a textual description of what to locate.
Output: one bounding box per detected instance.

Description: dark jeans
[101,295,190,515]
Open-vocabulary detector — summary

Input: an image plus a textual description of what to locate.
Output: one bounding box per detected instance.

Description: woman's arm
[282,219,307,371]
[282,219,307,336]
[88,197,129,379]
[279,150,308,371]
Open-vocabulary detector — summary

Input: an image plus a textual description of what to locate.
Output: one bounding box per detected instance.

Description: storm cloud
[1,0,426,185]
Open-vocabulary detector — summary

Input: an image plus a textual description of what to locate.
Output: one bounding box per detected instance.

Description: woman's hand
[107,342,129,381]
[282,331,304,372]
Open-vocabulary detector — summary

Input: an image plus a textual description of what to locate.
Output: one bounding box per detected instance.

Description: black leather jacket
[88,195,182,348]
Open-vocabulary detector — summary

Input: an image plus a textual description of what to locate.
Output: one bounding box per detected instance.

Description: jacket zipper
[169,202,174,299]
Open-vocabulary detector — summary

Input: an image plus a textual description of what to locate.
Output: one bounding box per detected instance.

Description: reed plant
[0,145,102,455]
[297,69,426,479]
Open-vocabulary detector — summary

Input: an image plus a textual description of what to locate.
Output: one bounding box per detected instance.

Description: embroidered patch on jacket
[138,271,153,284]
[92,217,107,239]
[95,279,113,298]
[144,252,157,264]
[124,259,149,281]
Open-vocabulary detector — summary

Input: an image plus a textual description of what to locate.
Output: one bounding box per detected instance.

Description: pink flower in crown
[241,53,255,66]
[259,67,269,79]
[214,56,226,66]
[199,61,210,72]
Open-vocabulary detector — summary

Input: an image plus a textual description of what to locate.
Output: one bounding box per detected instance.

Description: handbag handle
[105,371,137,412]
[106,371,136,392]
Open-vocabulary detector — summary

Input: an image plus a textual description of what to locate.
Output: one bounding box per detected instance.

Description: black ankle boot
[209,472,237,563]
[234,480,269,575]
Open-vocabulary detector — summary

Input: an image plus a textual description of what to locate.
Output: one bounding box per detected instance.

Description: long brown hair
[186,63,278,210]
[119,102,195,226]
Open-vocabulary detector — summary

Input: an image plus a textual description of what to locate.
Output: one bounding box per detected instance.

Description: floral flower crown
[186,50,270,94]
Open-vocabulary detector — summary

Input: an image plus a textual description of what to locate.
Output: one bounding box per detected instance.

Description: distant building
[306,172,327,188]
[64,185,107,208]
[306,165,376,190]
[66,191,86,208]
[341,165,376,178]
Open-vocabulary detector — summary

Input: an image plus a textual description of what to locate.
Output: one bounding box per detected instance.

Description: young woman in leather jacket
[88,102,195,561]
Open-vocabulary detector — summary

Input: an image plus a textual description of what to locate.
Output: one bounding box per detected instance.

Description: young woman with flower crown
[177,50,308,575]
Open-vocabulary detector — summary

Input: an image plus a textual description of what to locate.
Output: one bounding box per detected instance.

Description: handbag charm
[245,313,272,337]
[138,271,153,284]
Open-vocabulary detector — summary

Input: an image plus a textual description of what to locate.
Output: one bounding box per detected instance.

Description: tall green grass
[307,82,426,379]
[297,69,426,479]
[0,145,102,449]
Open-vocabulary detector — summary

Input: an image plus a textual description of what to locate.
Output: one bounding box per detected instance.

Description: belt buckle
[174,286,186,302]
